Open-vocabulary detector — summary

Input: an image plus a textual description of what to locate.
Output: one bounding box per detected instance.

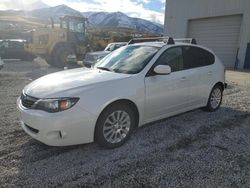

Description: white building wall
[164,0,250,69]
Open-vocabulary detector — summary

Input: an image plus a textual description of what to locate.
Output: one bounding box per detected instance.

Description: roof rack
[127,37,197,45]
[127,37,175,45]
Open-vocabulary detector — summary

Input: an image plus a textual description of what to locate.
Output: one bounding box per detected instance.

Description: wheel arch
[214,81,225,91]
[94,99,140,140]
[207,81,224,103]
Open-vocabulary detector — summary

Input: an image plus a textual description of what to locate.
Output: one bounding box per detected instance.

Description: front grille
[24,123,39,134]
[21,93,38,109]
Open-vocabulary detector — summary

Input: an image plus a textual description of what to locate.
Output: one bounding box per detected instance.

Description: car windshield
[95,45,159,74]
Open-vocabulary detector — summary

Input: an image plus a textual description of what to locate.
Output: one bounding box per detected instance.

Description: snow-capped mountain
[0,5,163,34]
[83,11,164,34]
[28,5,83,22]
[29,5,163,34]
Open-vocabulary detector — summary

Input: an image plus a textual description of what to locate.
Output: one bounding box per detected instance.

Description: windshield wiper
[97,67,112,72]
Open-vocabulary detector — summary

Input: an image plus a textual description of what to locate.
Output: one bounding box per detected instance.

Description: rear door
[182,46,215,106]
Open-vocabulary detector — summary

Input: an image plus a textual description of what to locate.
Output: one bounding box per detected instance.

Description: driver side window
[156,47,184,72]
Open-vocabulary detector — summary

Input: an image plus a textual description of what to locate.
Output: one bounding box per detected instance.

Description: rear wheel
[205,85,223,112]
[95,104,135,148]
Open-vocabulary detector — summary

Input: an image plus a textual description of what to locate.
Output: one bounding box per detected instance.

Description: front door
[144,47,190,122]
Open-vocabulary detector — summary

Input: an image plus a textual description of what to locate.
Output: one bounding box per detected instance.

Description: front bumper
[17,97,97,146]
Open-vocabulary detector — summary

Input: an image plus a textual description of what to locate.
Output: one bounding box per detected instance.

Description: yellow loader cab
[25,15,88,67]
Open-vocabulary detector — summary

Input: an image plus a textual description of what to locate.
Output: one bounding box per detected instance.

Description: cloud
[136,0,151,4]
[0,0,51,10]
[0,0,39,10]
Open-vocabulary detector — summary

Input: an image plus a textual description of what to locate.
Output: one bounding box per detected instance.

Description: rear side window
[182,46,215,69]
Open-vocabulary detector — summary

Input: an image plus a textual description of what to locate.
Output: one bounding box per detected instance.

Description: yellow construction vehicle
[25,15,88,67]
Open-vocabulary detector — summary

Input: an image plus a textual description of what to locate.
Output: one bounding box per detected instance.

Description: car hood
[23,68,131,98]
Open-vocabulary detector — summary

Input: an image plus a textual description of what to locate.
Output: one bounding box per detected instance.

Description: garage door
[188,15,242,68]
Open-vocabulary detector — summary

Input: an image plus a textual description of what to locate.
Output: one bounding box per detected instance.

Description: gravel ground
[0,60,250,187]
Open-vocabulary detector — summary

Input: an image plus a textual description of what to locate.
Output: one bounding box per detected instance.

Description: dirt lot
[0,60,250,187]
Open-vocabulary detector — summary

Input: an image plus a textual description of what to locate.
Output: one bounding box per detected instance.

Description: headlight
[33,98,79,113]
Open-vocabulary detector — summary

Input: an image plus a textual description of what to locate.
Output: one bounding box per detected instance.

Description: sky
[0,0,165,24]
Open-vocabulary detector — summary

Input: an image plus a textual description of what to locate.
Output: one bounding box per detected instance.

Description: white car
[0,56,4,70]
[17,38,226,148]
[83,42,127,68]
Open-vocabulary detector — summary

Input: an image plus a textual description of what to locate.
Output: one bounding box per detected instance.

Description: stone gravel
[0,60,249,187]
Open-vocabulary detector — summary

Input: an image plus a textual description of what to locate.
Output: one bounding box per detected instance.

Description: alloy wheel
[102,110,131,144]
[210,88,222,109]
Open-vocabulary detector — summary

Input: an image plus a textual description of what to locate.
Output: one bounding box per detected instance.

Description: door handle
[180,77,187,81]
[208,71,213,75]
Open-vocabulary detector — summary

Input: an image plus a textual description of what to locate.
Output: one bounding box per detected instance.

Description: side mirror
[153,65,171,75]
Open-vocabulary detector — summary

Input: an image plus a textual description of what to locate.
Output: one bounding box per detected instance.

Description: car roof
[131,42,166,48]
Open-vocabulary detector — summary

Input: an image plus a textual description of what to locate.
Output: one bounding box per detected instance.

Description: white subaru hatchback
[17,38,226,148]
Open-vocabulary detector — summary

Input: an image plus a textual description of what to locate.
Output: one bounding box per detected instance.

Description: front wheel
[52,45,75,68]
[45,55,53,65]
[95,104,135,148]
[205,85,223,112]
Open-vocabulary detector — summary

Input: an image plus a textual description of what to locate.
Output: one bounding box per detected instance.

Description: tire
[205,85,223,112]
[51,45,75,68]
[45,55,53,65]
[95,103,135,148]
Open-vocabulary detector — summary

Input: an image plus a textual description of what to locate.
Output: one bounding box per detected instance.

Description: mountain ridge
[0,4,164,34]
[83,11,164,34]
